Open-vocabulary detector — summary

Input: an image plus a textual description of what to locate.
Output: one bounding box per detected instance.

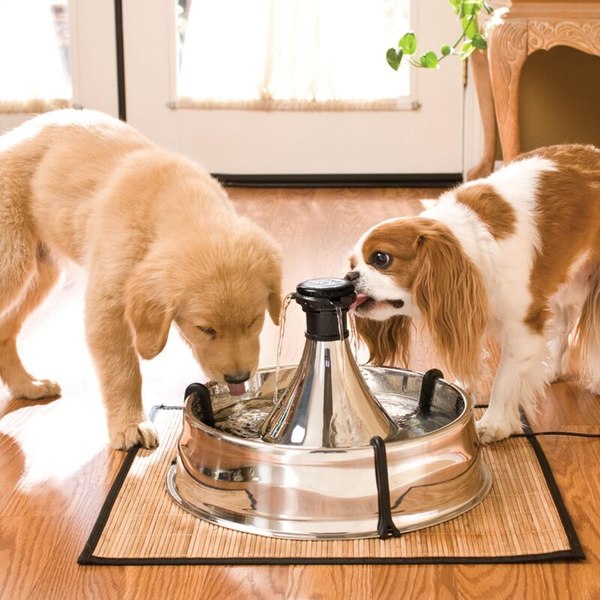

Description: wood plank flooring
[0,187,599,599]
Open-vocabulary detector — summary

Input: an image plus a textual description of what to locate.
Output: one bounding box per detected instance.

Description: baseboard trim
[212,173,462,189]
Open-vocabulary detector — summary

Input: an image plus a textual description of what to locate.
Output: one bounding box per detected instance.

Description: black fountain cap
[295,278,356,311]
[297,278,355,300]
[294,278,356,340]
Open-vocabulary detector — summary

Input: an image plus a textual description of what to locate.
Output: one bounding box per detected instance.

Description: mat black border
[78,404,585,566]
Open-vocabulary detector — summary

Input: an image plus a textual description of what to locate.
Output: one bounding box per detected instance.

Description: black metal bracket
[370,436,401,539]
[418,368,444,415]
[185,382,216,427]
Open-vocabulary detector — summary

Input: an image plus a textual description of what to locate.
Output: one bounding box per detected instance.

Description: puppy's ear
[262,249,283,326]
[413,226,488,382]
[268,290,283,326]
[354,315,412,367]
[124,265,174,360]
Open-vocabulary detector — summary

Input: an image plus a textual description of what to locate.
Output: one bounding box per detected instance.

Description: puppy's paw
[110,420,159,451]
[476,416,519,444]
[14,379,61,400]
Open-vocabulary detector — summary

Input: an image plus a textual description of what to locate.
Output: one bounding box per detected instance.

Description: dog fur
[346,144,600,443]
[0,109,282,450]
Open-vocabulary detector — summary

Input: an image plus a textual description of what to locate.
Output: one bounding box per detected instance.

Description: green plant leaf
[398,31,417,55]
[459,1,480,18]
[461,15,479,39]
[441,44,452,56]
[419,51,439,68]
[471,33,487,49]
[386,47,403,71]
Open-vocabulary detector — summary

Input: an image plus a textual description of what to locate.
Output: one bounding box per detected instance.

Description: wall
[519,46,600,151]
[511,0,600,152]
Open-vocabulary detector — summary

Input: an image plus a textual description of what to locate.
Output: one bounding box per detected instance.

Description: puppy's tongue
[227,382,246,396]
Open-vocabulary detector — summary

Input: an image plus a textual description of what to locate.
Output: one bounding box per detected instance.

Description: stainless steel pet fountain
[167,278,492,540]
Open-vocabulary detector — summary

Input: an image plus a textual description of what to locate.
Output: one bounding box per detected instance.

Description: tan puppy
[0,109,282,450]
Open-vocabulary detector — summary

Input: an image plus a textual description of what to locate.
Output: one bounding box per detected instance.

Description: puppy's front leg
[85,291,159,451]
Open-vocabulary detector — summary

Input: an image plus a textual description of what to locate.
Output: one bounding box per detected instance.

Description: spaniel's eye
[197,326,216,337]
[371,251,391,268]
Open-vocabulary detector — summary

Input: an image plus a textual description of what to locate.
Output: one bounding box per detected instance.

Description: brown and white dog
[346,144,600,443]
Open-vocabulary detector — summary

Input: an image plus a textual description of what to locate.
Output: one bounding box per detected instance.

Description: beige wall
[506,0,600,153]
[518,46,600,152]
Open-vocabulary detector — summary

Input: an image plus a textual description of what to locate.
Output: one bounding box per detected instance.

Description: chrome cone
[260,278,397,447]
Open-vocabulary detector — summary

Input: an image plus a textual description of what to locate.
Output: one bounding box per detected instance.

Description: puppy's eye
[370,251,391,268]
[197,326,216,337]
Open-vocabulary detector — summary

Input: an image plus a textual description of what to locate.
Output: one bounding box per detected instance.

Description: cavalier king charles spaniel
[346,144,600,443]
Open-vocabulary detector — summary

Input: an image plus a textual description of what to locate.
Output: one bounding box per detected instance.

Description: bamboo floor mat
[79,406,584,565]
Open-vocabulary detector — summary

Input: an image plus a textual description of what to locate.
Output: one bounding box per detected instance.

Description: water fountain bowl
[166,365,492,540]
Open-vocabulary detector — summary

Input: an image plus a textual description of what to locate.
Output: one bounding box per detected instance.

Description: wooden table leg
[488,19,529,161]
[466,50,497,180]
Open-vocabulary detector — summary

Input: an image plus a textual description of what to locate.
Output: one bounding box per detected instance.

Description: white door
[122,0,465,177]
[1,0,466,177]
[0,0,120,132]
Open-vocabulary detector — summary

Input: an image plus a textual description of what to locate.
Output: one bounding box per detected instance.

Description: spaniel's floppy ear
[124,262,174,360]
[413,225,488,382]
[354,315,413,367]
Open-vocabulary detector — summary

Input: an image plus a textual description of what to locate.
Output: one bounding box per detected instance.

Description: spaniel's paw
[14,379,61,400]
[475,416,519,444]
[110,420,159,451]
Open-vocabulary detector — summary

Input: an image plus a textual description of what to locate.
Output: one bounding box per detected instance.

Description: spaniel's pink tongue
[352,293,370,308]
[227,382,246,396]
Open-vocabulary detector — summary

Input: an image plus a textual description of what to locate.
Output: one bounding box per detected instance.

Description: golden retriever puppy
[0,109,282,450]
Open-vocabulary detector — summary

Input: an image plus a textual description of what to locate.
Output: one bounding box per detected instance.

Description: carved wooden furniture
[468,1,600,179]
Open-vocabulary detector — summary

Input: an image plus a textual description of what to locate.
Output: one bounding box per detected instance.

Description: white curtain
[177,0,411,110]
[0,0,71,113]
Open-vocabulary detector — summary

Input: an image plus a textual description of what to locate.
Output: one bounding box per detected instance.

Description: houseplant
[386,0,494,71]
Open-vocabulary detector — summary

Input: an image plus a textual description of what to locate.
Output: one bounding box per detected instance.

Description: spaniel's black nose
[344,270,359,281]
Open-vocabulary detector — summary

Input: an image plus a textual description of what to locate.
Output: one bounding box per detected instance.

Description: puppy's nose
[345,270,359,281]
[224,372,251,384]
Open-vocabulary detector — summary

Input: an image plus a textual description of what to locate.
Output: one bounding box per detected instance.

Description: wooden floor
[1,187,599,599]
